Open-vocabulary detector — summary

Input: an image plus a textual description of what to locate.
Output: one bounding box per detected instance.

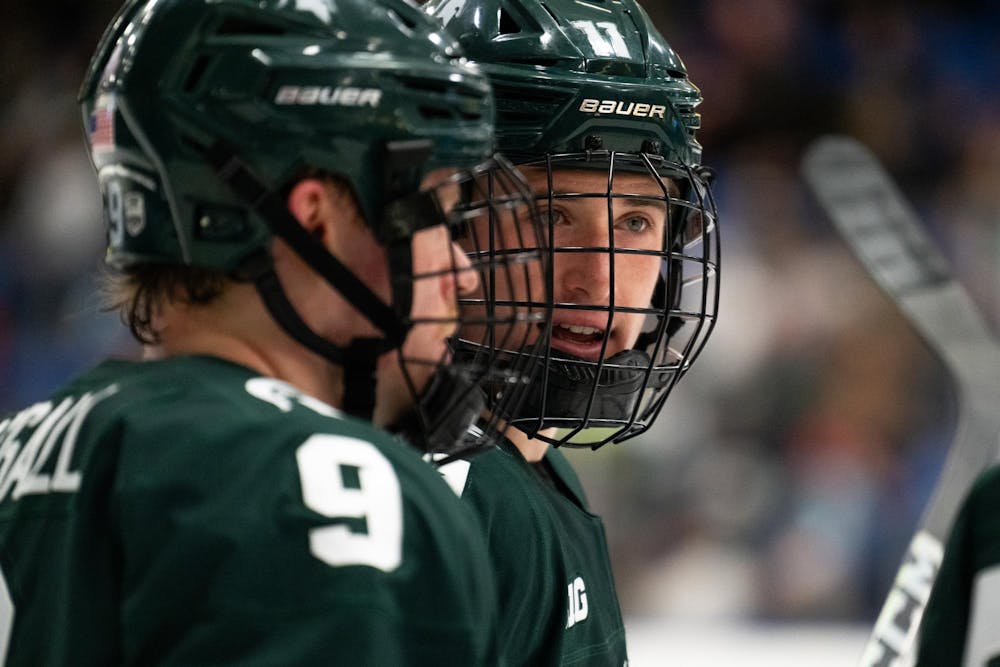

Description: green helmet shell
[80,0,496,271]
[427,0,703,166]
[426,0,719,449]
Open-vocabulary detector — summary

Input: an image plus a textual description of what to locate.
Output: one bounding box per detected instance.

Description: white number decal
[106,179,124,247]
[434,0,467,26]
[571,20,631,58]
[296,435,403,572]
[0,564,13,664]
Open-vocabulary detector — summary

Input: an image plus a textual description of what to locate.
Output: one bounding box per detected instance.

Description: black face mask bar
[391,155,548,459]
[467,150,719,449]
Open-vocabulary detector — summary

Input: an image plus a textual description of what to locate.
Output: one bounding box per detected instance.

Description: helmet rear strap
[249,262,385,420]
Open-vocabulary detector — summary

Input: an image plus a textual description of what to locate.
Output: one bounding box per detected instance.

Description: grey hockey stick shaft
[801,135,1000,667]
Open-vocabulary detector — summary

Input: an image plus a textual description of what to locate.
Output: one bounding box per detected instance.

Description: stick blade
[802,136,951,295]
[802,135,995,354]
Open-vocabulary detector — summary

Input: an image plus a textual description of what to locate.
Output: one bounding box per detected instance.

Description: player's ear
[287,178,332,241]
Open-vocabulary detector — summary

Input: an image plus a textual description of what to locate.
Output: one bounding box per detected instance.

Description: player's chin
[402,326,452,367]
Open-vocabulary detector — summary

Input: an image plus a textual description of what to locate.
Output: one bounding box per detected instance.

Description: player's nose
[451,241,480,296]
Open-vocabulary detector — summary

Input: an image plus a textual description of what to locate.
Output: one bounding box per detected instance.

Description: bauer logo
[274,86,382,108]
[579,99,667,119]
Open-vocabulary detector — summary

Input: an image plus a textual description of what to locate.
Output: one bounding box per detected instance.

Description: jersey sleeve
[916,465,1000,667]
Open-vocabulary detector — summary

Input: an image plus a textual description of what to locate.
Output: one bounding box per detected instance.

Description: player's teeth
[561,325,600,335]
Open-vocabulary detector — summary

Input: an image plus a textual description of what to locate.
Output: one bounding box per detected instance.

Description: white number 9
[295,435,403,572]
[106,179,124,247]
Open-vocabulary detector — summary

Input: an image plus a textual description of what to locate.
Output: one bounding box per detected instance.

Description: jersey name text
[0,385,119,504]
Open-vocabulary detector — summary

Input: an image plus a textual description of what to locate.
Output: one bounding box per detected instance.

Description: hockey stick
[801,135,1000,667]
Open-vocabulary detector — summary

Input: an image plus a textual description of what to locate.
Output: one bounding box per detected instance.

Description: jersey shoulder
[4,355,459,515]
[457,440,592,512]
[63,355,415,466]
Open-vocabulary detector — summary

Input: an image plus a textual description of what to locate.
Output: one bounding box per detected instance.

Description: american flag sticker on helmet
[89,95,116,153]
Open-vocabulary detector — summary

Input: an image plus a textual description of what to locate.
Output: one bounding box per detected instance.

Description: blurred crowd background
[2,0,998,627]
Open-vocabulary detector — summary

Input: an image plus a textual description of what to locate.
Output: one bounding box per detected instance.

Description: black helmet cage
[495,149,719,448]
[389,158,548,459]
[426,0,721,448]
[79,0,549,456]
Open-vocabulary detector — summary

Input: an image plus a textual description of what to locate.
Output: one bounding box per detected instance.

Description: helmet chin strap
[389,363,486,458]
[513,347,673,437]
[205,141,411,422]
[247,258,393,419]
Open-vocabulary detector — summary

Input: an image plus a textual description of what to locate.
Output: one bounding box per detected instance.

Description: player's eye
[617,215,651,234]
[541,207,567,226]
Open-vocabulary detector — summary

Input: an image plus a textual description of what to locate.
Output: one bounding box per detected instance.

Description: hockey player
[916,467,1000,666]
[430,0,721,664]
[0,0,545,664]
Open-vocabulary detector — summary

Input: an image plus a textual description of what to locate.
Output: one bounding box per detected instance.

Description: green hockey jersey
[917,465,1000,667]
[0,355,498,666]
[440,437,628,666]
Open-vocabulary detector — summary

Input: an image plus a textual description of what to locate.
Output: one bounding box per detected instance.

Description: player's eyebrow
[616,197,669,214]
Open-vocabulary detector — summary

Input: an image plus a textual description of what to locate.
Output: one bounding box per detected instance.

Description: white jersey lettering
[566,576,589,628]
[246,377,341,418]
[0,385,119,503]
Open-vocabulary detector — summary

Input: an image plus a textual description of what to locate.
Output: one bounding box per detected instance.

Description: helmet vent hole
[418,106,451,120]
[585,60,643,76]
[398,77,448,95]
[386,8,417,32]
[183,56,212,93]
[215,17,287,36]
[507,58,560,67]
[499,8,521,35]
[418,106,480,122]
[540,3,559,23]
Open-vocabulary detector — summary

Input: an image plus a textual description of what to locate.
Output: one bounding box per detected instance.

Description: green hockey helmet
[79,0,549,455]
[80,0,498,270]
[427,0,720,448]
[430,0,704,164]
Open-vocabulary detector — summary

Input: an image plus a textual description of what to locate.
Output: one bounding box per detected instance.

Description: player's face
[374,172,479,424]
[400,223,478,370]
[543,167,668,360]
[459,166,669,361]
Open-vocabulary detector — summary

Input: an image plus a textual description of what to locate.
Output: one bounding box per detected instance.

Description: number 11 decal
[571,20,631,58]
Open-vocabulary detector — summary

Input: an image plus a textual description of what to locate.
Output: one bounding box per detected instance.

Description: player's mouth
[549,321,615,360]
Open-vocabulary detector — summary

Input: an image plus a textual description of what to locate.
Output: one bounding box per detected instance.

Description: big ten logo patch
[566,576,589,628]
